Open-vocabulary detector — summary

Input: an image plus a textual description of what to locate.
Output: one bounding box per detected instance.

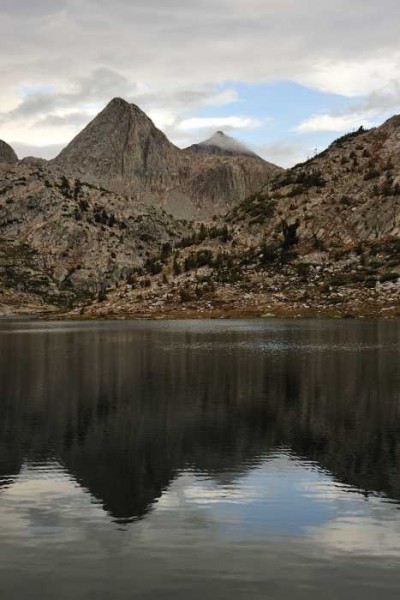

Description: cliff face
[0,140,18,164]
[0,161,189,309]
[53,98,281,219]
[175,154,278,217]
[54,98,185,194]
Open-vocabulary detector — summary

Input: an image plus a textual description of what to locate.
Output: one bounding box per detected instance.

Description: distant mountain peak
[186,131,260,159]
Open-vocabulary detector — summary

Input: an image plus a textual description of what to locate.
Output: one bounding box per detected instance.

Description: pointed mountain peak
[109,97,128,106]
[0,140,18,164]
[103,97,132,113]
[53,97,181,190]
[101,97,150,121]
[186,131,260,159]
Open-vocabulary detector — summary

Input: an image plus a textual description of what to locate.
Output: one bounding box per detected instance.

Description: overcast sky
[1,0,400,166]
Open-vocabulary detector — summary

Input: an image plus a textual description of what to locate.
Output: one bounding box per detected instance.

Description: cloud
[2,0,400,158]
[295,80,400,134]
[295,113,373,133]
[11,142,64,160]
[203,89,239,107]
[0,0,68,18]
[1,68,133,122]
[178,116,262,131]
[255,142,312,168]
[299,55,400,98]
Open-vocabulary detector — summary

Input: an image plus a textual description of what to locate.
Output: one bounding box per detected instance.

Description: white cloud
[147,109,178,132]
[300,55,400,98]
[255,141,312,168]
[203,89,239,107]
[2,0,400,157]
[294,78,400,135]
[178,116,262,131]
[295,113,373,133]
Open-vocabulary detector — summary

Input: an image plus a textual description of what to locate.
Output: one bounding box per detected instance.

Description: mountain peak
[186,131,260,159]
[53,97,182,193]
[52,98,281,218]
[109,97,128,105]
[103,97,149,119]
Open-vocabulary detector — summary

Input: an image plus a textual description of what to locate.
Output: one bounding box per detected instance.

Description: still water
[0,319,399,599]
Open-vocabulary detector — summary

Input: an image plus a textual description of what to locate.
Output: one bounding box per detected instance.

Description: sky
[1,0,400,167]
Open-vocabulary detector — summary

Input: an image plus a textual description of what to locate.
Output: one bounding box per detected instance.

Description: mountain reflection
[0,320,399,523]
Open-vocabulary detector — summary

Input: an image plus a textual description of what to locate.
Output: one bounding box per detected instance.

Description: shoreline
[1,304,399,321]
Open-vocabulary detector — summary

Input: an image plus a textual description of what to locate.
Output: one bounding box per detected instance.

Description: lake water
[0,319,399,599]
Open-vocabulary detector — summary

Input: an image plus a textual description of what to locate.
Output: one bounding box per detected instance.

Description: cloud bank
[1,0,400,164]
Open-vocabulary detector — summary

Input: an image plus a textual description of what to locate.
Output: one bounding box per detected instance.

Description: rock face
[0,140,18,164]
[0,161,190,308]
[186,131,260,158]
[229,119,400,245]
[54,98,184,194]
[53,98,282,219]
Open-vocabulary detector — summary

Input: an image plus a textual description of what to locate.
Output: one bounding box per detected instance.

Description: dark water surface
[0,319,399,599]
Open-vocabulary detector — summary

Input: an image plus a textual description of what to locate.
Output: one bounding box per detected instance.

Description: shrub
[282,219,300,249]
[144,257,163,275]
[98,287,107,302]
[260,242,280,263]
[380,272,399,283]
[294,263,311,279]
[173,257,182,276]
[161,242,172,262]
[340,195,352,206]
[364,167,380,180]
[179,287,192,302]
[295,170,326,188]
[287,184,305,197]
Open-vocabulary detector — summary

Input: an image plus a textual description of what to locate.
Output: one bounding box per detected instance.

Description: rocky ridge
[78,119,400,319]
[53,98,281,219]
[1,109,399,318]
[0,161,190,311]
[0,140,18,164]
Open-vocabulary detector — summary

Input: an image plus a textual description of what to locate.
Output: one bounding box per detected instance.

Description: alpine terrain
[53,98,281,219]
[0,99,399,318]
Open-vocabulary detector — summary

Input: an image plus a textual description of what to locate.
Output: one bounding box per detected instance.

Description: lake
[0,319,399,599]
